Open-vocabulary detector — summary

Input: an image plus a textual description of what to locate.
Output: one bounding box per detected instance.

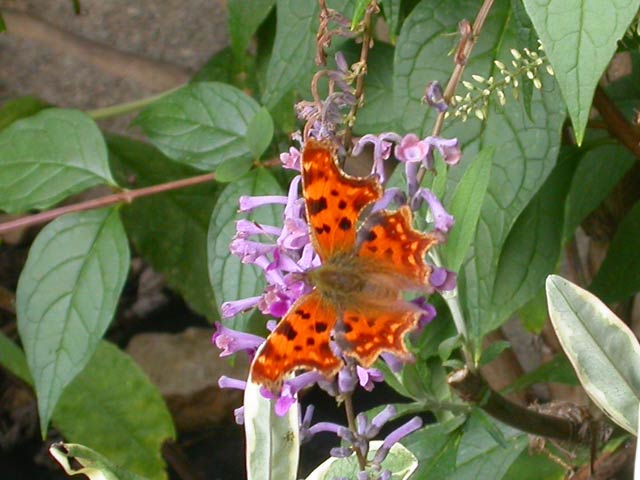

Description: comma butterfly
[250,139,437,391]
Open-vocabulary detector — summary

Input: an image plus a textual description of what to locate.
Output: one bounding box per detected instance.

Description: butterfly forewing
[301,139,381,260]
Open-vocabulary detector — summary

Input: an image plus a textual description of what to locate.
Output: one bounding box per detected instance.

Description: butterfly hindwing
[356,206,436,287]
[251,290,341,389]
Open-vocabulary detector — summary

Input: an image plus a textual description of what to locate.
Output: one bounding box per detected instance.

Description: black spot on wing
[338,217,352,231]
[315,322,328,333]
[295,309,312,320]
[280,322,298,340]
[308,197,328,216]
[338,200,347,210]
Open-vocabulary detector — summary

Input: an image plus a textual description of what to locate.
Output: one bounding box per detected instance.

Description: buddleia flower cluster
[449,43,554,121]
[211,49,462,477]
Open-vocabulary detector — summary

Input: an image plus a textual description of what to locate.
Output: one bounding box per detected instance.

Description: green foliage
[394,0,565,342]
[16,208,129,434]
[108,135,222,320]
[207,168,283,332]
[134,82,262,171]
[0,109,116,213]
[0,96,49,131]
[547,275,640,434]
[590,200,640,301]
[523,0,640,144]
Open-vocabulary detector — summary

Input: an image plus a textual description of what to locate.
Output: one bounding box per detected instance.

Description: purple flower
[411,297,437,328]
[423,80,448,112]
[212,322,265,358]
[429,136,461,166]
[218,376,247,391]
[371,188,407,213]
[234,406,244,425]
[280,147,301,171]
[372,417,423,465]
[356,366,384,392]
[429,267,457,292]
[412,188,454,234]
[221,296,262,318]
[366,404,396,438]
[380,352,404,373]
[395,134,431,165]
[338,367,358,393]
[260,371,323,416]
[353,133,399,182]
[238,195,288,212]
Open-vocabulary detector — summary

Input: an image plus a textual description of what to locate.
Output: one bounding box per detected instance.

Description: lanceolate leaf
[589,200,640,302]
[135,82,261,171]
[440,146,494,273]
[0,331,32,384]
[246,106,275,159]
[108,135,222,320]
[54,342,175,480]
[394,0,564,342]
[208,168,283,332]
[0,108,116,213]
[523,0,640,145]
[245,379,299,480]
[546,275,640,434]
[16,208,129,434]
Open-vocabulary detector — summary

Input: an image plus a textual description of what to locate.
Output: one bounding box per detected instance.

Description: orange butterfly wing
[356,206,437,287]
[301,139,382,260]
[250,291,342,390]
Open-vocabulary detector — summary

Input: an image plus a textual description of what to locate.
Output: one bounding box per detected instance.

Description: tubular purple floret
[220,296,262,318]
[366,404,397,439]
[238,194,289,212]
[218,376,247,391]
[372,417,423,465]
[212,322,265,357]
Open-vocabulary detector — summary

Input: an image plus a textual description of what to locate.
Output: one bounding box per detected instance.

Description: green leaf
[490,151,578,327]
[402,416,466,479]
[306,440,418,480]
[353,42,399,135]
[563,143,635,239]
[246,106,275,159]
[53,342,175,480]
[191,47,238,85]
[228,0,276,61]
[0,109,116,213]
[478,340,511,367]
[0,96,49,131]
[16,208,129,435]
[546,275,640,434]
[380,0,402,41]
[503,448,565,480]
[0,12,5,33]
[590,200,640,302]
[50,443,147,480]
[351,0,369,29]
[518,288,548,333]
[261,0,318,108]
[245,378,299,480]
[502,354,578,396]
[135,82,261,171]
[214,156,255,183]
[0,332,32,384]
[438,334,463,362]
[394,0,565,342]
[454,410,528,479]
[261,0,349,108]
[523,0,640,144]
[440,147,494,273]
[108,135,222,320]
[208,168,283,331]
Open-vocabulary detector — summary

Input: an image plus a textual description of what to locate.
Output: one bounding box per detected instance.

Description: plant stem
[592,85,640,160]
[343,393,367,470]
[87,85,183,120]
[342,0,378,150]
[0,172,215,235]
[448,367,592,444]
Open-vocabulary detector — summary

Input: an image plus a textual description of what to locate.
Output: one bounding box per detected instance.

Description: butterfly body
[250,139,438,391]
